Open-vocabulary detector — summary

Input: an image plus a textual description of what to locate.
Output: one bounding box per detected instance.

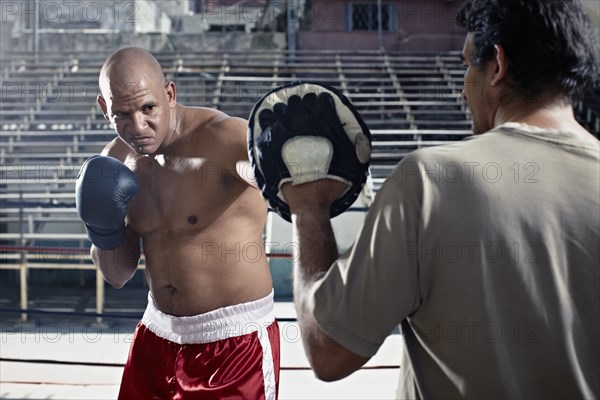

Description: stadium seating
[3,49,599,228]
[1,49,470,215]
[3,49,599,232]
[1,49,598,318]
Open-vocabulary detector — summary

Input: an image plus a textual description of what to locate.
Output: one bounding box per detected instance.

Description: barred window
[347,3,396,32]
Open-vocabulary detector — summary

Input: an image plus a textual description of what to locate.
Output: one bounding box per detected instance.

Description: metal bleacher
[2,49,598,319]
[0,50,472,316]
[1,49,473,191]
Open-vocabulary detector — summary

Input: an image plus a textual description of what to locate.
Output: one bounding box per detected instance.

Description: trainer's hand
[76,155,138,250]
[281,179,348,214]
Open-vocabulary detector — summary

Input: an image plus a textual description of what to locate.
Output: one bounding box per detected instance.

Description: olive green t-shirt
[310,123,599,399]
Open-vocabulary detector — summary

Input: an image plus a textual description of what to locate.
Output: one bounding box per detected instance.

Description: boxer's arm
[88,140,141,289]
[283,180,369,381]
[91,226,141,289]
[211,114,259,189]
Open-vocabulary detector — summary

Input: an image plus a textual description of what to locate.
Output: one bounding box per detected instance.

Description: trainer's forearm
[292,208,339,284]
[291,208,367,381]
[91,227,141,289]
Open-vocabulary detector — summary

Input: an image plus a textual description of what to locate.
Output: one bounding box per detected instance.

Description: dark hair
[456,0,599,101]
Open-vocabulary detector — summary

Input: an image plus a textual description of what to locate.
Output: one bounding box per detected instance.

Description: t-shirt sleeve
[309,157,424,358]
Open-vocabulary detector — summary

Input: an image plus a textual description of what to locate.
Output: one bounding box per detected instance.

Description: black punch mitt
[248,81,371,222]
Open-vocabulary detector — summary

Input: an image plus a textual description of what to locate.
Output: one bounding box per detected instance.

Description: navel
[187,215,198,225]
[166,284,177,293]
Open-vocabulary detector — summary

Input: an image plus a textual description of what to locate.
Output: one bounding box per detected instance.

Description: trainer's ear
[490,44,509,87]
[97,95,110,121]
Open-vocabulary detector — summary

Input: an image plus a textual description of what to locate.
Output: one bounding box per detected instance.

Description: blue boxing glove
[248,82,371,222]
[75,155,138,250]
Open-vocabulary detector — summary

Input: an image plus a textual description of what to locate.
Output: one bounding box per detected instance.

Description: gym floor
[0,290,402,399]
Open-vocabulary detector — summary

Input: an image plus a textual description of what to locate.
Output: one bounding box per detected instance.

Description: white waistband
[141,290,275,345]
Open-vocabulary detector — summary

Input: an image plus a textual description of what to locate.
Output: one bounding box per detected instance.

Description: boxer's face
[99,75,176,155]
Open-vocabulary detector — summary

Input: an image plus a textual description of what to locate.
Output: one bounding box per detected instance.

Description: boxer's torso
[109,107,272,316]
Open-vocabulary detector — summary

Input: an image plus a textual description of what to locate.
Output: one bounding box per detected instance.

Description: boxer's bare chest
[125,153,242,235]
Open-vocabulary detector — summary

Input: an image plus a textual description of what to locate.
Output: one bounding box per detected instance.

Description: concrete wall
[10,31,286,53]
[298,0,464,51]
[298,31,464,52]
[135,0,172,33]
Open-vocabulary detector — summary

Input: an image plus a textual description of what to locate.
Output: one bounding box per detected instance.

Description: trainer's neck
[493,95,592,139]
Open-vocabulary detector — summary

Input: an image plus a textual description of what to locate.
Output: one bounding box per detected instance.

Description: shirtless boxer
[75,47,279,399]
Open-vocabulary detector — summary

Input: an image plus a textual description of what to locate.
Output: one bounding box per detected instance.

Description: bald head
[99,47,166,100]
[96,47,178,156]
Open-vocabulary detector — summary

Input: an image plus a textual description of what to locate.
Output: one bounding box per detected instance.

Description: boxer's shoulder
[179,106,246,149]
[101,136,133,161]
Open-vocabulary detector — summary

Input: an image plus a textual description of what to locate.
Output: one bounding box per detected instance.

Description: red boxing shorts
[118,290,280,400]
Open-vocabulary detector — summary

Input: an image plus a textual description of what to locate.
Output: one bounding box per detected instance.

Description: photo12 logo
[2,81,100,104]
[1,1,138,25]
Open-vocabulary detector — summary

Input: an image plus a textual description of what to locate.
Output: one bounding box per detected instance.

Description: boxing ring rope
[0,308,401,372]
[0,243,298,323]
[0,287,401,377]
[1,210,403,391]
[0,204,372,323]
[0,357,400,371]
